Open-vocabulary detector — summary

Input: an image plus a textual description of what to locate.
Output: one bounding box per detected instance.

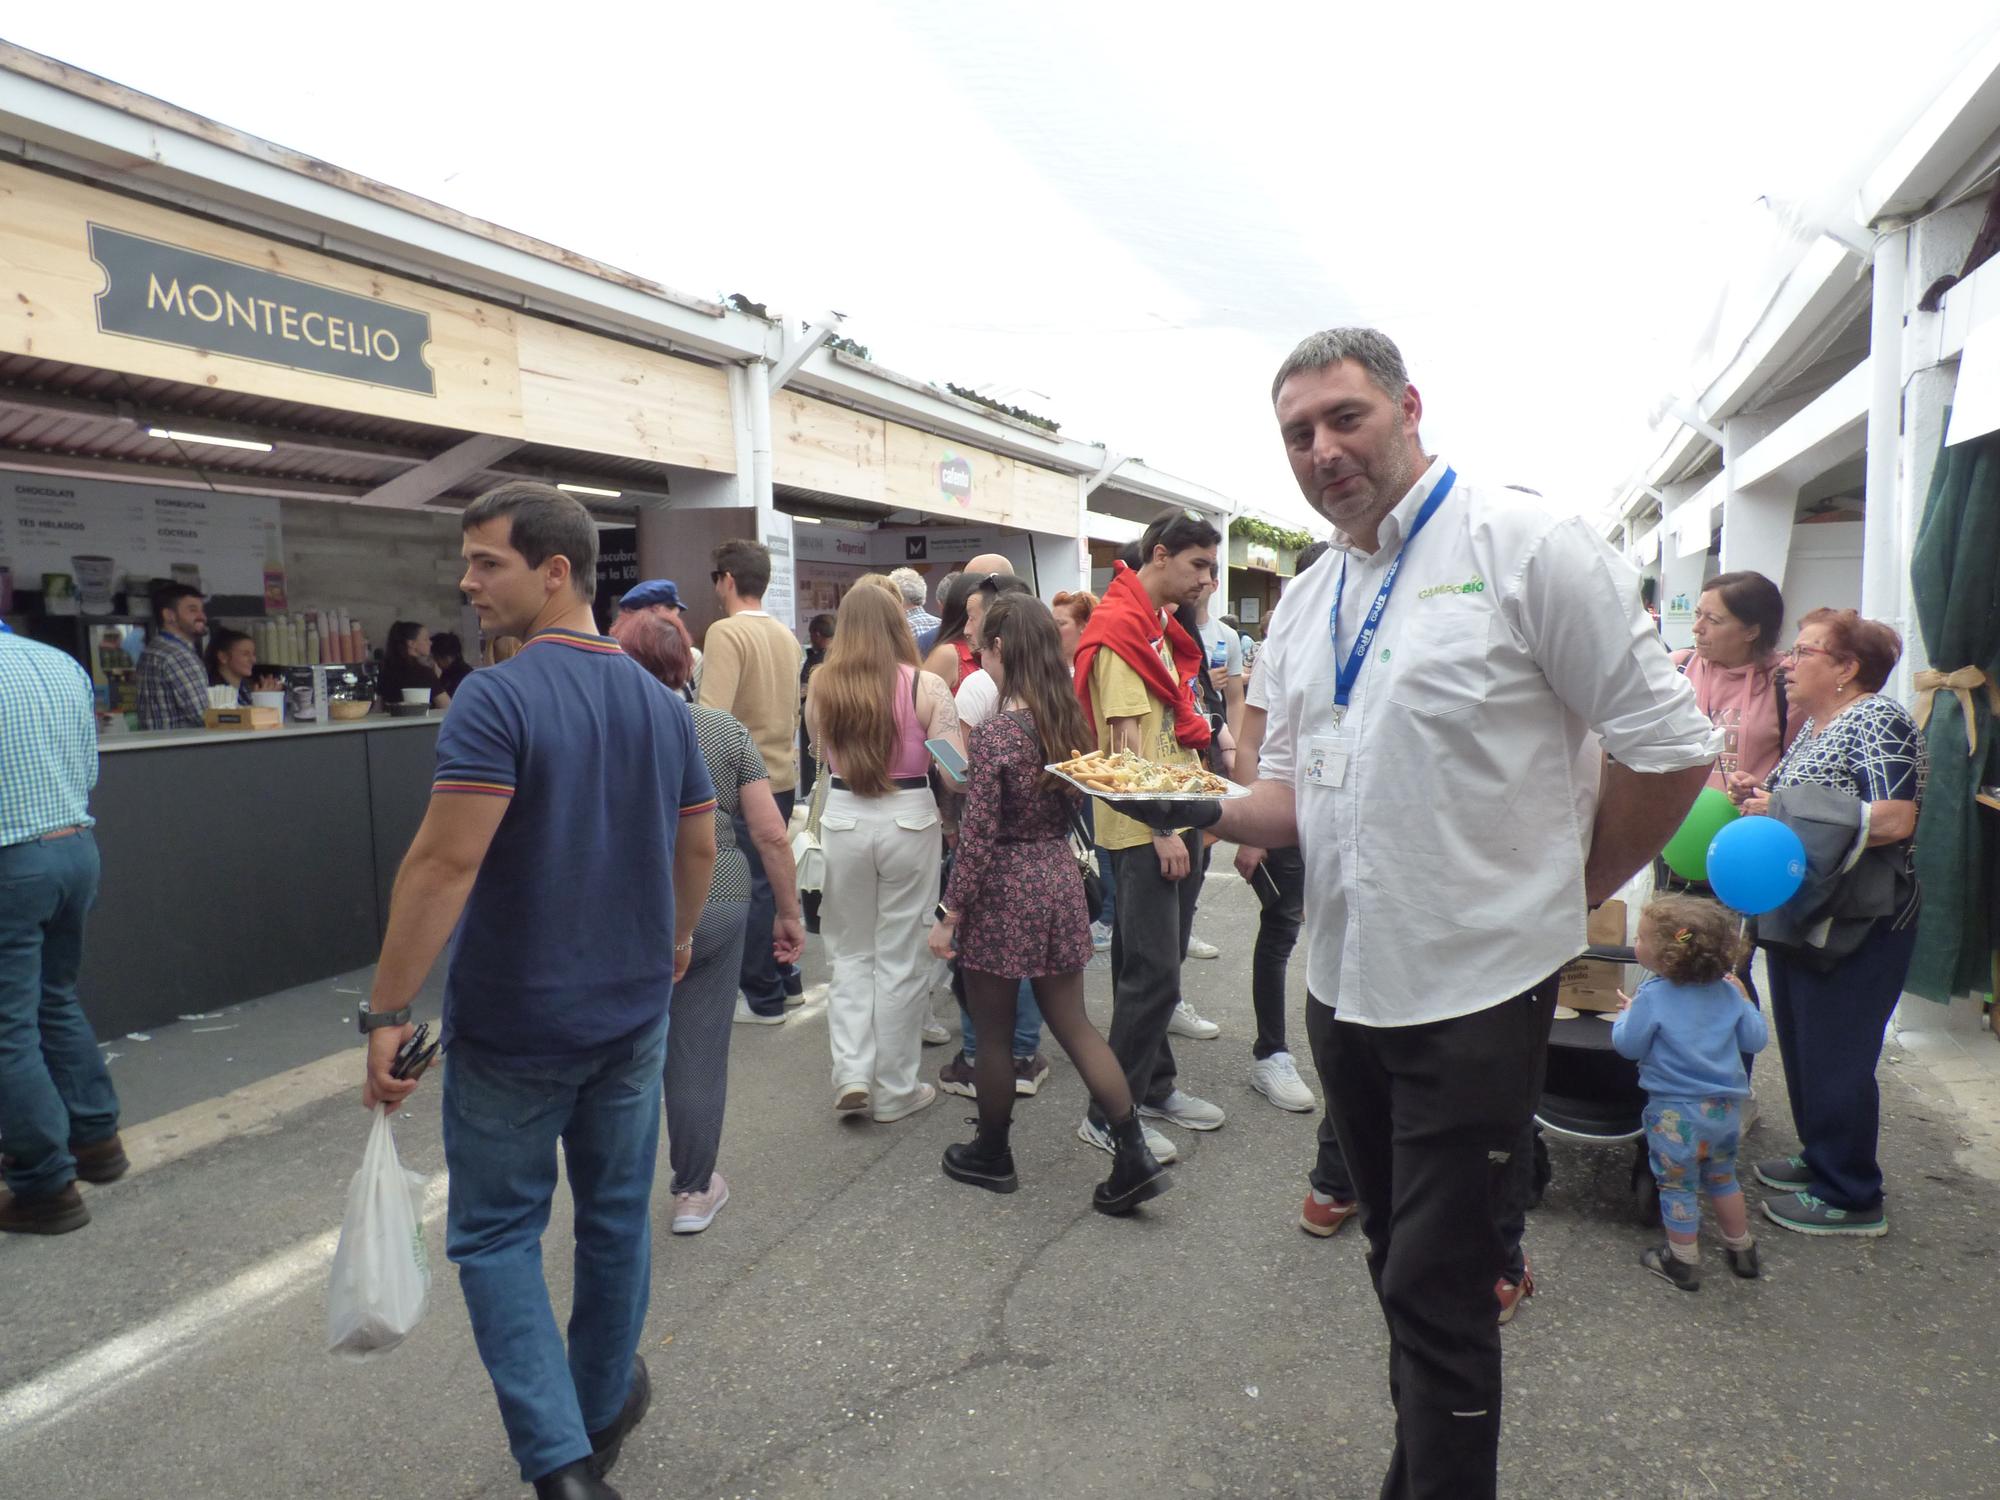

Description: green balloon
[1661,787,1739,881]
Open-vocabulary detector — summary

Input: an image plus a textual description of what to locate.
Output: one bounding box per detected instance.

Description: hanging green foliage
[1233,515,1316,553]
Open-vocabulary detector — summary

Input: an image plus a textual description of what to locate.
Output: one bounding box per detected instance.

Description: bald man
[964,553,1013,577]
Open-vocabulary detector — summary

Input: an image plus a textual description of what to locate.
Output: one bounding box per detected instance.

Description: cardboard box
[1558,899,1630,1013]
[203,705,282,732]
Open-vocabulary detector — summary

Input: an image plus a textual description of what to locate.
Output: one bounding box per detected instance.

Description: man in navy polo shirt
[362,482,717,1500]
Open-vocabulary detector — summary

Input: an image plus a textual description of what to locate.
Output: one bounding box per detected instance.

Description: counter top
[98,713,440,753]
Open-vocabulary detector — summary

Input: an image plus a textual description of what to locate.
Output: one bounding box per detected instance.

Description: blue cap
[619,579,683,611]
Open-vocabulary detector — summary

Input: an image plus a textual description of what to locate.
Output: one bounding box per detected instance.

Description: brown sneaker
[1012,1054,1051,1097]
[0,1182,91,1235]
[71,1134,130,1184]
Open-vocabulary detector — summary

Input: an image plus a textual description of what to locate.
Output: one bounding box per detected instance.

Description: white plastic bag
[326,1104,431,1360]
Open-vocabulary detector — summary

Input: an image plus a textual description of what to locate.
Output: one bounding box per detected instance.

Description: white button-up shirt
[1258,458,1718,1027]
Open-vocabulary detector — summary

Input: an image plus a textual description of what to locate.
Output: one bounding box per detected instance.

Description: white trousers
[819,786,941,1112]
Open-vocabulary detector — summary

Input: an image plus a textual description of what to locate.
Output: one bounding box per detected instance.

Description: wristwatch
[358,1003,412,1035]
[933,901,956,922]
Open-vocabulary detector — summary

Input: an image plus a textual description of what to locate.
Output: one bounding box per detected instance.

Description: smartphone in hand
[925,737,969,787]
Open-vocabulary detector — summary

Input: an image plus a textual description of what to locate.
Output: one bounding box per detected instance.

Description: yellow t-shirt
[1091,640,1200,851]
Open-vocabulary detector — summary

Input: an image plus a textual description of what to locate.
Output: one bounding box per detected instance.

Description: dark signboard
[89,223,436,395]
[593,527,640,629]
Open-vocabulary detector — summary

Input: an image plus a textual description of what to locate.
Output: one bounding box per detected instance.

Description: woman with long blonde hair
[806,581,964,1121]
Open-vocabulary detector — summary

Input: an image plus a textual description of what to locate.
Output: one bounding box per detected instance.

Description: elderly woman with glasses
[1726,608,1927,1238]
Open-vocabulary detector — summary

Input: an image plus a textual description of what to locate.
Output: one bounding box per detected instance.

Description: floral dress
[944,709,1092,977]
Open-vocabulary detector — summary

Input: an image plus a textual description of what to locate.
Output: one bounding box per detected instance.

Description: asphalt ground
[3,857,1996,1499]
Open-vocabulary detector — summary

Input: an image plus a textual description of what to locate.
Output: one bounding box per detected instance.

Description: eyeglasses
[710,570,727,584]
[1784,643,1835,661]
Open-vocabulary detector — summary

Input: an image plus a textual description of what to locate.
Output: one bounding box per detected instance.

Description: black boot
[942,1118,1018,1193]
[1093,1113,1171,1215]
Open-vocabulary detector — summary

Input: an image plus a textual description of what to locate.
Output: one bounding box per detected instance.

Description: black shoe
[0,1182,91,1235]
[782,971,804,998]
[71,1134,130,1184]
[1093,1113,1171,1215]
[1640,1245,1701,1292]
[586,1355,650,1479]
[1725,1242,1762,1279]
[533,1459,621,1499]
[942,1118,1018,1193]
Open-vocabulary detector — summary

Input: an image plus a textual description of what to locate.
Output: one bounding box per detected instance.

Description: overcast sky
[11,2,1998,528]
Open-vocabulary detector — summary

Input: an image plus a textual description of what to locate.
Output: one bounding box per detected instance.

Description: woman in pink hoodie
[1674,571,1801,792]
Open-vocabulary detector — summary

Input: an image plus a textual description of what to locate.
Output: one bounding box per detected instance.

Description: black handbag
[1067,802,1106,916]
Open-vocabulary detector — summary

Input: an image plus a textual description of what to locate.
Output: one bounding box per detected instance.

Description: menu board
[0,470,280,600]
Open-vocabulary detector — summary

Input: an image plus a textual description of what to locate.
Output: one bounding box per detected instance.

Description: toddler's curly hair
[1639,894,1745,986]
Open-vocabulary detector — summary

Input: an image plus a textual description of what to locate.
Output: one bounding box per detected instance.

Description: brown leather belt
[39,825,86,840]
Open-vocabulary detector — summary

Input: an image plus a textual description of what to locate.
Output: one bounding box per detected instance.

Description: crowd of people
[0,325,1943,1500]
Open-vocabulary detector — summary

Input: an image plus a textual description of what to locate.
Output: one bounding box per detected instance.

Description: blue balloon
[1705,816,1807,915]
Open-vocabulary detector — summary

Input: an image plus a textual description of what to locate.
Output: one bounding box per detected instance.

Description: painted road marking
[122,1049,358,1181]
[0,1173,449,1445]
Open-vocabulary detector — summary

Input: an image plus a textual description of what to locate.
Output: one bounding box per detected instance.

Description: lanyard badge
[1326,468,1456,729]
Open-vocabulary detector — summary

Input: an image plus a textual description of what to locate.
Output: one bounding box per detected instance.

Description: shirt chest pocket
[1387,610,1494,718]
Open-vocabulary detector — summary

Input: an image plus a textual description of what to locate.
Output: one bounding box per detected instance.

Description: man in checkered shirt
[0,628,124,1236]
[135,582,210,731]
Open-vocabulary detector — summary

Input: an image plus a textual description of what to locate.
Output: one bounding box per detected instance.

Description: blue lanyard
[1327,467,1456,720]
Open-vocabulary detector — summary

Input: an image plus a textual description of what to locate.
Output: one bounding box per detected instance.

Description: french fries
[1050,749,1231,797]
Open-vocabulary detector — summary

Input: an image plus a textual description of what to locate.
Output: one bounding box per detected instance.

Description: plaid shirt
[0,632,97,846]
[136,631,209,730]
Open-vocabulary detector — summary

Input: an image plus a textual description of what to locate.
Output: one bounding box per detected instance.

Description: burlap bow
[1911,666,2000,756]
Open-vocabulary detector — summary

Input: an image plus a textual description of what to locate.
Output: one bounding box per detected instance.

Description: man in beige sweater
[701,538,806,1021]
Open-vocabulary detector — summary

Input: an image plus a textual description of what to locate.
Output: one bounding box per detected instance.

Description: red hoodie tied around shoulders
[1072,562,1212,749]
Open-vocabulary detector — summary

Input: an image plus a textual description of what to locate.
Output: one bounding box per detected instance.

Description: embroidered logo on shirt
[1418,576,1487,599]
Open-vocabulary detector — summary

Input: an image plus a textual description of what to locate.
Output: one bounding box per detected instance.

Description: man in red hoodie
[1071,512,1227,1161]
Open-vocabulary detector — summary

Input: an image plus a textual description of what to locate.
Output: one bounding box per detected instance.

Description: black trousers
[1306,996,1536,1278]
[1087,832,1201,1126]
[1321,977,1559,1500]
[1249,845,1306,1060]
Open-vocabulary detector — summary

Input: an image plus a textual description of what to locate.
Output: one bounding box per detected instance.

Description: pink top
[1674,650,1798,789]
[826,665,932,782]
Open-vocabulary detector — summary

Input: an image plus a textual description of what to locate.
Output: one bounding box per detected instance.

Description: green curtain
[1907,419,2000,1003]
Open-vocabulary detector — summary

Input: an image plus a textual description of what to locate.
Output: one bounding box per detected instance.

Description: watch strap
[358,1003,413,1034]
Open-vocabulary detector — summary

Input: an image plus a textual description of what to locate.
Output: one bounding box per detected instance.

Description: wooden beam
[358,434,522,508]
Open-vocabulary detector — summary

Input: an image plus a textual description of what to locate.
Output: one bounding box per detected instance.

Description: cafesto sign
[91,225,434,395]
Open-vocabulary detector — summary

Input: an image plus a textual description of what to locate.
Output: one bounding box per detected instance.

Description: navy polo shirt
[432,628,717,1065]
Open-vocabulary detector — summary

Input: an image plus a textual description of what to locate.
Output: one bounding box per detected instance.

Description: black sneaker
[937,1052,978,1098]
[1725,1242,1761,1279]
[1753,1154,1810,1191]
[1761,1190,1888,1237]
[1640,1245,1701,1292]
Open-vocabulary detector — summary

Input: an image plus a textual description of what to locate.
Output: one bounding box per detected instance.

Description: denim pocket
[446,1053,570,1132]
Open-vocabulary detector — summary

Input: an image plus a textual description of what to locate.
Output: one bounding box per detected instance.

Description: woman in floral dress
[927,595,1170,1215]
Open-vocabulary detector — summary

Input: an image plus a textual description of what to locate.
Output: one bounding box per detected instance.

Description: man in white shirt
[1121,328,1715,1500]
[1195,577,1245,738]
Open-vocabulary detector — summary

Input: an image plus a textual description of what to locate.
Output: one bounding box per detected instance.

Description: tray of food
[1045,750,1249,800]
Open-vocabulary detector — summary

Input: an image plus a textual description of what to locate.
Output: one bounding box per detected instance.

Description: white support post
[1861,227,1910,656]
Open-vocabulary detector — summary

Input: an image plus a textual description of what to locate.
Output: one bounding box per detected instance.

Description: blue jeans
[443,1018,669,1482]
[0,830,119,1199]
[960,978,1044,1060]
[738,790,799,1013]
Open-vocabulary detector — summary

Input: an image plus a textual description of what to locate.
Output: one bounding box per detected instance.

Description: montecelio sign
[89,223,435,396]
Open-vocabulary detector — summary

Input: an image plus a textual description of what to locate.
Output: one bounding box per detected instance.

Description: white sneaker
[670,1172,730,1234]
[1138,1089,1226,1131]
[873,1082,938,1123]
[1186,936,1219,960]
[1168,1001,1221,1040]
[734,997,785,1026]
[1250,1051,1317,1112]
[1090,920,1113,952]
[921,1017,953,1046]
[1076,1114,1179,1164]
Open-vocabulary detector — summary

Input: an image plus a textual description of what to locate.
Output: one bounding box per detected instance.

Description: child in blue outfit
[1613,894,1770,1291]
